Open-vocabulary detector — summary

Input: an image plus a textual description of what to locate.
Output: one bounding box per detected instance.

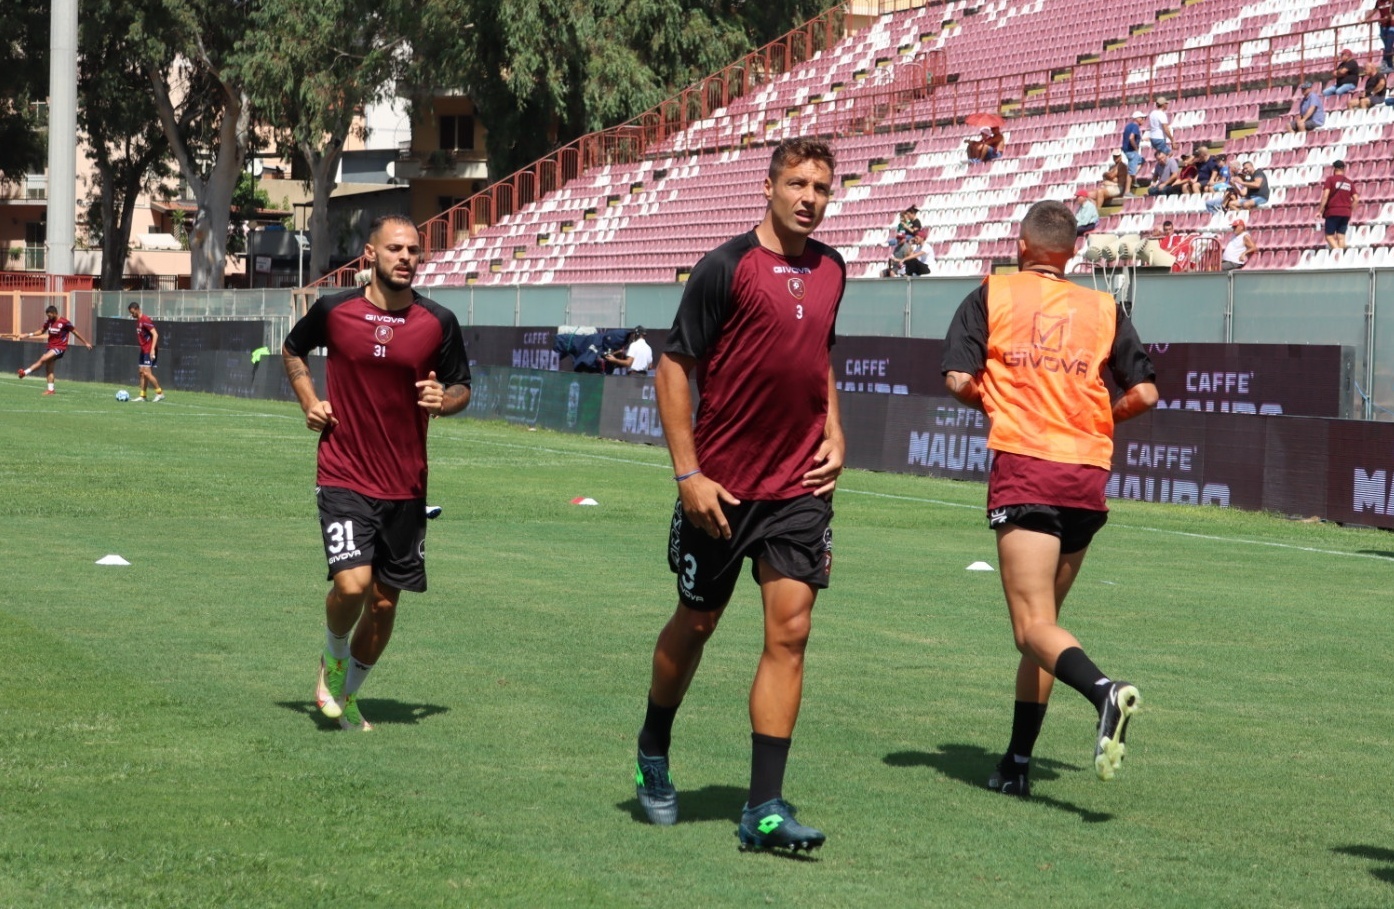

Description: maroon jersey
[1322,174,1357,217]
[283,289,470,500]
[43,317,76,352]
[666,231,845,500]
[135,315,157,354]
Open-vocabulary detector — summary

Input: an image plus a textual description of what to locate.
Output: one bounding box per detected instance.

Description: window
[24,222,45,271]
[439,115,474,151]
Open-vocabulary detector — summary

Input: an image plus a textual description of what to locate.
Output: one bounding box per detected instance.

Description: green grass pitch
[2,379,1393,908]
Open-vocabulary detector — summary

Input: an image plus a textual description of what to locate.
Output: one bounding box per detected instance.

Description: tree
[408,0,831,181]
[0,0,48,184]
[135,0,255,290]
[228,171,271,255]
[78,0,174,290]
[237,0,401,282]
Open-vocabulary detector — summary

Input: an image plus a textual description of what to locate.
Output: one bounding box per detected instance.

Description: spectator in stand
[898,206,923,236]
[1209,153,1232,192]
[1180,146,1218,196]
[1085,152,1128,208]
[1154,220,1186,255]
[1317,159,1360,250]
[886,230,934,277]
[1324,49,1363,96]
[1121,112,1146,185]
[1290,81,1327,132]
[884,206,921,255]
[1226,161,1270,212]
[966,126,1005,163]
[1146,150,1180,196]
[1221,220,1256,271]
[1074,189,1099,236]
[1202,154,1234,214]
[1347,64,1387,109]
[1370,0,1394,73]
[1147,97,1174,155]
[1169,152,1200,195]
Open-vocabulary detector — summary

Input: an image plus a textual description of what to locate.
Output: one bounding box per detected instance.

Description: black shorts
[139,352,158,368]
[667,494,833,611]
[1324,215,1350,237]
[316,485,428,592]
[46,348,65,360]
[987,503,1108,554]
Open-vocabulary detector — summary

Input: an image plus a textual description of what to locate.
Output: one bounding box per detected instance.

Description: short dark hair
[368,214,418,241]
[127,301,140,312]
[1162,220,1174,228]
[45,304,58,315]
[768,137,836,181]
[1333,159,1346,170]
[1021,200,1078,254]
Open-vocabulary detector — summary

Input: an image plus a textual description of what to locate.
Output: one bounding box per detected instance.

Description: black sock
[1006,700,1049,764]
[637,696,679,757]
[748,733,792,808]
[1053,647,1111,713]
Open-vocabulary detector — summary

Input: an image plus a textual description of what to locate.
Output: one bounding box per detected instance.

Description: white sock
[344,658,374,697]
[46,382,54,391]
[325,628,351,661]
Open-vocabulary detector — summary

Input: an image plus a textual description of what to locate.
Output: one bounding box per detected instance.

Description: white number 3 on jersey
[795,304,804,320]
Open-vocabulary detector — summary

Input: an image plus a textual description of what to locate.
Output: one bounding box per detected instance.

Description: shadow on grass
[617,784,747,825]
[275,699,449,731]
[1356,551,1394,560]
[1332,845,1394,885]
[884,743,1113,824]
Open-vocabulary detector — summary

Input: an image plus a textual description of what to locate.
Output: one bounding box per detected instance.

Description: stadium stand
[364,1,1394,287]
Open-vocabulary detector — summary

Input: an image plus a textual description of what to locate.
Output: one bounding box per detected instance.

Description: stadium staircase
[318,0,1394,288]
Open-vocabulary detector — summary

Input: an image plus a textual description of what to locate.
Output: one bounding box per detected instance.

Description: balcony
[393,148,488,182]
[0,175,46,205]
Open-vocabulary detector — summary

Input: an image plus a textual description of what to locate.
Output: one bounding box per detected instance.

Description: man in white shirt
[1221,219,1256,271]
[604,326,655,375]
[1147,98,1174,156]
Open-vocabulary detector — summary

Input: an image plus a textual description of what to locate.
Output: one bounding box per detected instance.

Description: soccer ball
[115,389,130,402]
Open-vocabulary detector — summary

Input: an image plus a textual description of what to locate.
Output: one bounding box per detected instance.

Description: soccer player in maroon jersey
[14,304,93,394]
[126,302,164,401]
[632,137,846,852]
[282,214,471,732]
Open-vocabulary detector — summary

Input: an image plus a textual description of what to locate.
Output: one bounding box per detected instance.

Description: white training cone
[96,554,131,566]
[570,497,599,506]
[965,561,995,572]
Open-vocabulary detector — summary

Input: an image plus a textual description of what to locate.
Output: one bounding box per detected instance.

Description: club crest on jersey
[374,325,394,344]
[787,277,806,300]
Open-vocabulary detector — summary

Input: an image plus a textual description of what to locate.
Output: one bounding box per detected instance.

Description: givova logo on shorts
[325,520,362,564]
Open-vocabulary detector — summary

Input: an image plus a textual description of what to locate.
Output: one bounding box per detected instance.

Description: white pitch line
[1110,523,1394,561]
[840,488,1392,562]
[457,435,672,470]
[838,487,979,511]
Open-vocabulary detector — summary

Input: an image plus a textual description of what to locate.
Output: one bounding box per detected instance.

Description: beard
[374,258,414,292]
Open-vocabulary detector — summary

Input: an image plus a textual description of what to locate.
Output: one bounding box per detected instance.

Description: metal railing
[0,272,96,292]
[76,288,302,350]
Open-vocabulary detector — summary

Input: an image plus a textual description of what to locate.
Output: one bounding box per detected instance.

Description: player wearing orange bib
[943,200,1158,797]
